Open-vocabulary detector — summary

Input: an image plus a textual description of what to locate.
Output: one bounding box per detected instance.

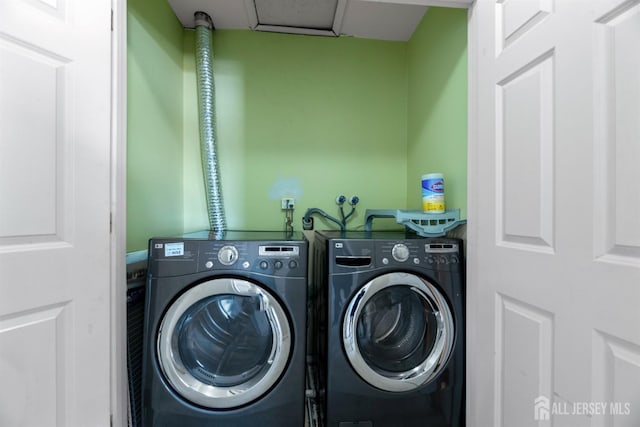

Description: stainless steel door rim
[343,272,454,392]
[157,278,291,408]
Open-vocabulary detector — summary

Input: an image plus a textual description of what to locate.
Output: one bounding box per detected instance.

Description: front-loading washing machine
[312,231,464,427]
[142,231,308,427]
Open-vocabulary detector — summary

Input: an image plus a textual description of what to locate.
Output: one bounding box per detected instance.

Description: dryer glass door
[343,272,454,392]
[157,278,291,408]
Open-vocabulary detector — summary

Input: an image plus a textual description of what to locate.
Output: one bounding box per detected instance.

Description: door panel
[468,0,640,426]
[0,38,65,239]
[0,0,112,425]
[495,294,553,427]
[593,1,640,265]
[591,332,640,427]
[496,50,555,251]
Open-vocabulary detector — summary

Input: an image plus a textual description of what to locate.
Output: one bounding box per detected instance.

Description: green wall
[182,30,408,236]
[406,7,468,218]
[127,5,468,252]
[127,0,184,250]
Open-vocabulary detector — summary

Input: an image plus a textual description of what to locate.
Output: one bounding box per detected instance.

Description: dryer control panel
[200,241,306,278]
[149,237,307,279]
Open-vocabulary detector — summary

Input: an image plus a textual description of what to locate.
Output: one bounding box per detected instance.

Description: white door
[0,0,112,425]
[468,0,640,426]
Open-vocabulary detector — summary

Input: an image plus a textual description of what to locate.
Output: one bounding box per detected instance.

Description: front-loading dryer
[142,231,308,427]
[312,231,464,427]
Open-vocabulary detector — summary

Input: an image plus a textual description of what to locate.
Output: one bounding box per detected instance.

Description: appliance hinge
[110,212,113,234]
[111,9,114,31]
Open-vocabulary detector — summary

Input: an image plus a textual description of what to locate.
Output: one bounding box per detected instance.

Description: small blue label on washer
[164,242,184,257]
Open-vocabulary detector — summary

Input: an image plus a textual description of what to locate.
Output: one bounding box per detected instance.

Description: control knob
[218,245,239,266]
[391,244,410,262]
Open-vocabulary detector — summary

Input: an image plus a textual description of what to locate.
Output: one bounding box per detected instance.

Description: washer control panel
[324,232,462,274]
[378,239,462,271]
[326,234,462,275]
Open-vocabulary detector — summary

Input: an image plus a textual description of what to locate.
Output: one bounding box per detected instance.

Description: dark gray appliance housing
[126,252,147,427]
[312,230,464,427]
[142,231,308,427]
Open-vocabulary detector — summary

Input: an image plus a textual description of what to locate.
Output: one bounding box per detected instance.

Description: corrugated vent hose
[194,11,226,233]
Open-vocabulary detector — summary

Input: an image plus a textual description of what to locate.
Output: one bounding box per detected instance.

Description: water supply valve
[281,198,295,210]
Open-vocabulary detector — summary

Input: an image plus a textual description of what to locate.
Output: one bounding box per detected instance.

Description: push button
[259,261,269,270]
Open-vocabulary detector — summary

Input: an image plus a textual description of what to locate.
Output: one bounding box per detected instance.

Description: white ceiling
[167,0,473,42]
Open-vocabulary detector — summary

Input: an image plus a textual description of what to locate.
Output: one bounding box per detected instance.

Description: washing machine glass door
[343,272,454,392]
[157,278,291,409]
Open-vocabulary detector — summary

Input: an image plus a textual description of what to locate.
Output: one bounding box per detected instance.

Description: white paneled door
[0,0,112,426]
[468,0,640,426]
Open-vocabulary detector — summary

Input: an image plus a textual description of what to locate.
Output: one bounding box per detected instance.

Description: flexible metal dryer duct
[194,12,226,232]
